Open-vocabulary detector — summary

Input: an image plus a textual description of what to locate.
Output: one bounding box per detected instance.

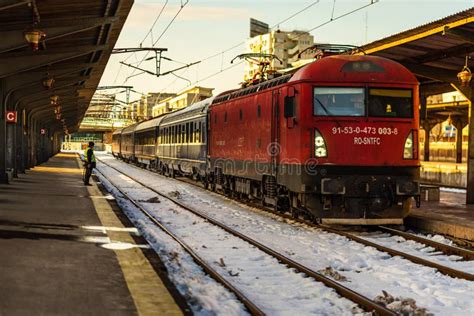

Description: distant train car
[121,122,139,162]
[111,129,122,158]
[157,98,212,179]
[209,55,420,225]
[134,116,164,169]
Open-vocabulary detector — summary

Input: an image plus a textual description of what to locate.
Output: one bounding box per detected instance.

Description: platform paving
[407,190,474,241]
[0,153,186,316]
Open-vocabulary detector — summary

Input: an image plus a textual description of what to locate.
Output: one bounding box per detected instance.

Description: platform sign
[40,128,47,135]
[6,111,17,124]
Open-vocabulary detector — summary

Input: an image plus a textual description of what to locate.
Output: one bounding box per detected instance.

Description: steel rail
[167,166,474,280]
[377,226,474,261]
[320,225,474,281]
[94,166,265,316]
[97,158,396,316]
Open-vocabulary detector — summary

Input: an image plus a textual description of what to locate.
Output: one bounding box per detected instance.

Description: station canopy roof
[0,0,133,134]
[359,7,474,98]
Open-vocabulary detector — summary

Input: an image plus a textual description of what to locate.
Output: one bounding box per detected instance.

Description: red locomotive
[113,54,421,225]
[209,55,420,224]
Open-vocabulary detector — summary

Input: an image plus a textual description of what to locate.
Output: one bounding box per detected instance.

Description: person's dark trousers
[84,162,96,185]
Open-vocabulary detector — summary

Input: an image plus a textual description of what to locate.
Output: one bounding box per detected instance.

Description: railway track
[96,157,396,316]
[375,225,474,261]
[93,164,265,316]
[319,225,474,281]
[103,156,474,283]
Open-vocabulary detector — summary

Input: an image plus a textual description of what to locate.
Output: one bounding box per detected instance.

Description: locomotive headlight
[404,131,414,159]
[314,129,327,158]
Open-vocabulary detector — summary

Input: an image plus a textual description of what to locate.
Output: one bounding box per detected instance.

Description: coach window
[313,87,365,116]
[224,111,227,123]
[240,109,243,121]
[257,105,261,118]
[198,122,202,143]
[187,123,190,143]
[193,122,198,143]
[214,113,217,124]
[202,122,206,142]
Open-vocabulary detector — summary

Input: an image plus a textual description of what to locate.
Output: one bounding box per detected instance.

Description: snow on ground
[97,159,361,315]
[96,153,474,315]
[97,169,248,316]
[356,231,474,273]
[440,187,467,194]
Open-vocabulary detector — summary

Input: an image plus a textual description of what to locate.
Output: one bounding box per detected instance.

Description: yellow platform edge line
[74,156,183,316]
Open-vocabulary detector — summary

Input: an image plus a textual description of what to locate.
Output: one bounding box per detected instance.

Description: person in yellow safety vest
[83,141,96,186]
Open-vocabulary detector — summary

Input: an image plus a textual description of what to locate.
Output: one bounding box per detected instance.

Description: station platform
[0,153,188,315]
[407,190,474,242]
[420,161,467,188]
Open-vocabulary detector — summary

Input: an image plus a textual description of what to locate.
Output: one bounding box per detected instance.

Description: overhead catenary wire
[125,0,190,82]
[117,0,379,94]
[112,0,170,82]
[194,0,380,87]
[119,0,323,88]
[139,0,169,47]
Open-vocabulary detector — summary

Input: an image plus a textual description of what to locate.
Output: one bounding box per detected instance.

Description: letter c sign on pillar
[6,111,17,124]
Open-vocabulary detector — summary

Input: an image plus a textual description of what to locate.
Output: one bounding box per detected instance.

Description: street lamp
[42,74,55,90]
[24,27,46,51]
[457,56,472,87]
[50,95,59,105]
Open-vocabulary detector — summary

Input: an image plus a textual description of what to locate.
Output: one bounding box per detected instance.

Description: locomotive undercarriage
[122,156,420,225]
[206,163,421,225]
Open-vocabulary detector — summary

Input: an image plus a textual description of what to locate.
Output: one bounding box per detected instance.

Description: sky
[99,0,474,102]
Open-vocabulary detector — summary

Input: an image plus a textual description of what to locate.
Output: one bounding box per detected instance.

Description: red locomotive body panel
[209,54,421,224]
[210,55,419,169]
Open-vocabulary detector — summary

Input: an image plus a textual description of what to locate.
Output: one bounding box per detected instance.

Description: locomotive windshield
[313,87,413,118]
[313,87,365,116]
[368,88,413,118]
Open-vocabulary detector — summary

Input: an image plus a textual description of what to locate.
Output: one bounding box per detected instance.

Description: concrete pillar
[16,109,24,174]
[422,121,436,162]
[452,118,468,164]
[456,124,463,163]
[0,79,8,183]
[6,122,15,176]
[467,97,474,204]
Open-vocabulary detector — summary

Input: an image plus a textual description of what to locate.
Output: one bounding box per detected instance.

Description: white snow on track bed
[97,170,248,316]
[96,153,474,315]
[440,187,467,194]
[97,159,360,315]
[356,232,474,274]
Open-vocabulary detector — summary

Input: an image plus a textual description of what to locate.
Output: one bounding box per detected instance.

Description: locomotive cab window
[314,87,365,116]
[368,89,413,118]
